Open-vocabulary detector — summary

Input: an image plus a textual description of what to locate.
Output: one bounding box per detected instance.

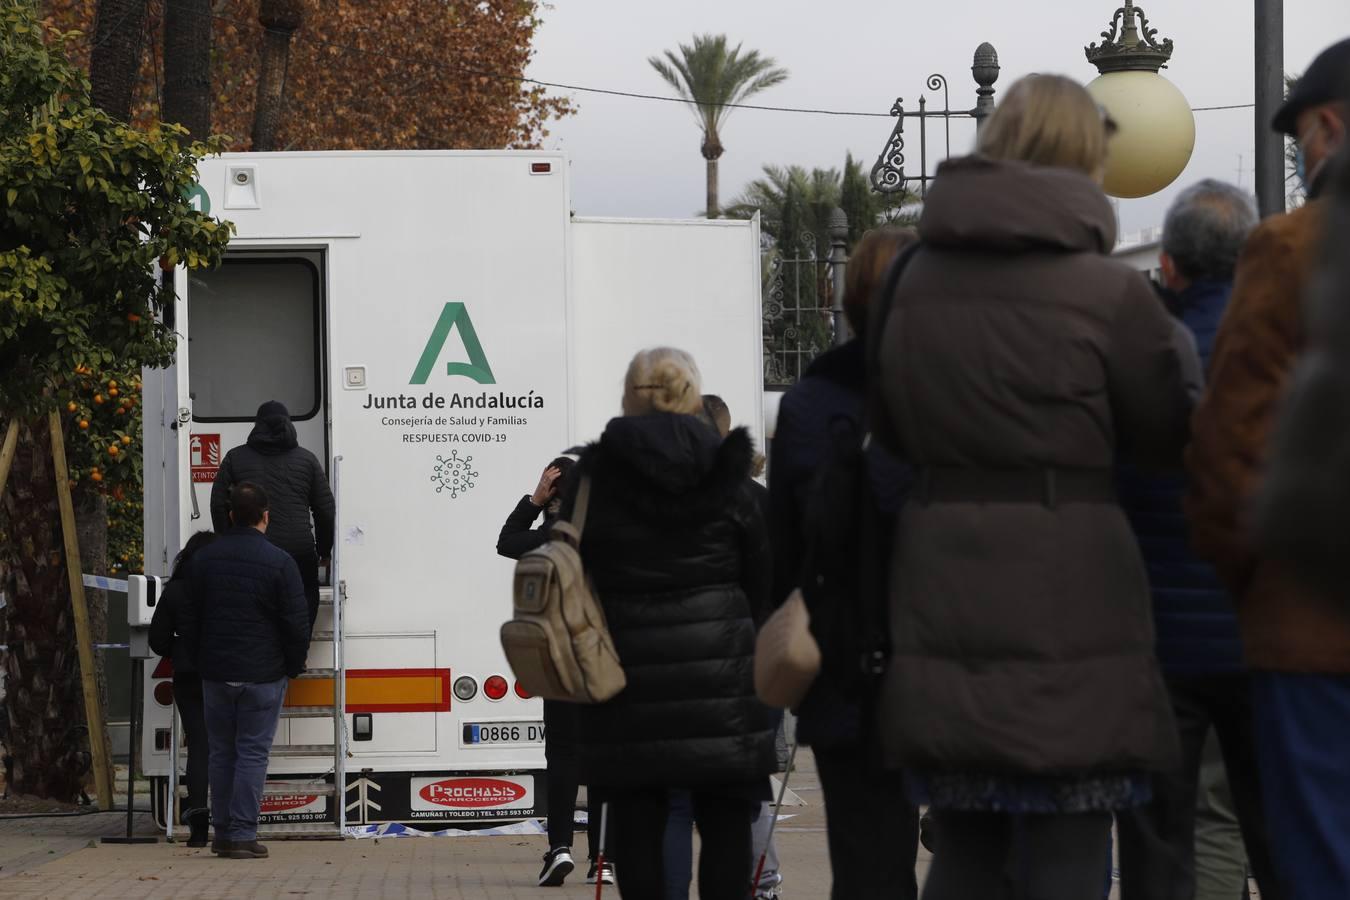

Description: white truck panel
[570,217,765,450]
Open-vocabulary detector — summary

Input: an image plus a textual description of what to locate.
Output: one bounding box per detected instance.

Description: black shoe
[211,838,232,856]
[186,810,210,848]
[228,840,269,859]
[538,846,574,886]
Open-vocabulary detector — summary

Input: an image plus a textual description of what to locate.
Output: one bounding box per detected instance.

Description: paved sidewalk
[0,752,937,899]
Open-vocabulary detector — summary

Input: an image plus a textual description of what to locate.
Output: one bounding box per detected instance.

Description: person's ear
[1324,106,1347,153]
[1159,252,1180,289]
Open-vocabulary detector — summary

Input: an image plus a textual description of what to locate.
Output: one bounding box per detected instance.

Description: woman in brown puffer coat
[872,74,1200,899]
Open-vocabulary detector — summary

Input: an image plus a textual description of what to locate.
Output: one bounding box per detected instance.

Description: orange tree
[0,1,231,800]
[41,0,574,150]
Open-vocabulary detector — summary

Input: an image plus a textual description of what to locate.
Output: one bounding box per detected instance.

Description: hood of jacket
[919,155,1117,255]
[590,414,754,524]
[247,405,299,454]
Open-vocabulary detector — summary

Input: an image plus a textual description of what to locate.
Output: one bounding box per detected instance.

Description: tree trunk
[252,0,305,151]
[706,157,720,219]
[163,0,213,139]
[0,422,94,802]
[89,0,150,120]
[73,489,114,799]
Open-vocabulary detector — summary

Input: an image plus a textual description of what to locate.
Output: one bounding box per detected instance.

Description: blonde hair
[977,74,1112,177]
[622,347,703,416]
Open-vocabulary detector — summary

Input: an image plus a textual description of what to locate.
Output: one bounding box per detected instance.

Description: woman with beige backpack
[556,346,776,900]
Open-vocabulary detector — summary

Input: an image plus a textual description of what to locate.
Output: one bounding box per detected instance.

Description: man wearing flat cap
[1186,38,1350,896]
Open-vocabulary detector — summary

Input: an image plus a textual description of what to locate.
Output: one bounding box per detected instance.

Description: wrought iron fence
[760,44,1001,388]
[762,233,835,389]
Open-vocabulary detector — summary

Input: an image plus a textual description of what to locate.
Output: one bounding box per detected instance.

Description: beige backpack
[500,476,627,703]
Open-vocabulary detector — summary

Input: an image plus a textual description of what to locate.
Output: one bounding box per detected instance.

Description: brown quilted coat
[873,156,1194,777]
[1185,199,1350,673]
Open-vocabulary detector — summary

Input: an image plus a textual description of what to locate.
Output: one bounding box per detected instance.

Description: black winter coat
[769,340,913,749]
[496,496,552,560]
[149,570,198,674]
[182,527,311,682]
[210,416,335,558]
[564,414,776,790]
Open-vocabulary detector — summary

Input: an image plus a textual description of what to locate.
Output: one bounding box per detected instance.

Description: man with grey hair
[1116,181,1285,900]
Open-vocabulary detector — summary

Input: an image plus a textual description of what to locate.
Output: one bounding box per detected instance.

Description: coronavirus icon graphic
[431,451,478,499]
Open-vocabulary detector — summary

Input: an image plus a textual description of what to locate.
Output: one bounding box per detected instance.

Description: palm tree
[252,0,306,150]
[650,35,788,219]
[163,0,213,139]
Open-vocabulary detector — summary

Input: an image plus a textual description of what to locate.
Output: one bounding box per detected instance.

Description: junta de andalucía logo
[411,302,495,385]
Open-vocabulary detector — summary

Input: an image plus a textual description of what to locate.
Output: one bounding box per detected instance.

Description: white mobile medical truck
[136,151,764,834]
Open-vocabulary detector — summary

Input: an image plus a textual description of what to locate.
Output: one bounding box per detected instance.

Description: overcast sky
[528,1,1350,235]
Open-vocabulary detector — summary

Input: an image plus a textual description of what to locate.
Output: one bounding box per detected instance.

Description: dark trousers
[923,810,1112,900]
[203,678,287,842]
[816,746,920,900]
[544,700,600,859]
[173,674,210,817]
[611,788,753,900]
[1252,672,1350,900]
[1117,673,1284,900]
[289,548,320,627]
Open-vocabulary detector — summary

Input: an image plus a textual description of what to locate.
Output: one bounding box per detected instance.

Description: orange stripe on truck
[285,668,451,713]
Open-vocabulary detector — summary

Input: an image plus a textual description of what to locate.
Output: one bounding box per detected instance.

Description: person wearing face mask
[1186,38,1350,900]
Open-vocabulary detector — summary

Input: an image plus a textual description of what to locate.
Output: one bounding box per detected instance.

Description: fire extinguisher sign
[190,434,222,483]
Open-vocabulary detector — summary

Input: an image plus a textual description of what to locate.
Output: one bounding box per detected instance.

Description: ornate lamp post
[1085,1,1196,198]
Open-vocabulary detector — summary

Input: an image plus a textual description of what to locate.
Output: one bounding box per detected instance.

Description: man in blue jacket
[1116,180,1283,899]
[183,481,310,860]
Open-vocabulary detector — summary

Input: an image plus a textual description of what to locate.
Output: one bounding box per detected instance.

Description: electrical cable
[151,1,1256,120]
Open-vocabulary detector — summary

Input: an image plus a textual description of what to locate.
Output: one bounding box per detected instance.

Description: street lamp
[1085,0,1196,198]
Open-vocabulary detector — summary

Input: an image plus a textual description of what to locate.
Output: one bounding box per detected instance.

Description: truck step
[295,669,337,679]
[280,706,340,718]
[270,743,337,757]
[256,822,345,839]
[310,630,335,642]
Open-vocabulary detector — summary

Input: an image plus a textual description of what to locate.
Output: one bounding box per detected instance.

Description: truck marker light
[514,681,531,700]
[483,675,509,701]
[453,676,478,702]
[530,162,553,175]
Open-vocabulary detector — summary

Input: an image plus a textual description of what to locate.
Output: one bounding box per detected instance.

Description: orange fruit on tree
[108,445,119,456]
[121,435,132,445]
[94,394,104,404]
[90,471,103,482]
[108,381,117,389]
[109,387,119,397]
[67,401,77,412]
[127,313,141,323]
[78,419,90,430]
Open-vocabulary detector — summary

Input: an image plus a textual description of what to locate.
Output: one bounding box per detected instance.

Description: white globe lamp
[1085,1,1196,199]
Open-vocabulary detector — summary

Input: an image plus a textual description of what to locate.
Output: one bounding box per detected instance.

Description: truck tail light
[483,675,509,701]
[453,676,478,702]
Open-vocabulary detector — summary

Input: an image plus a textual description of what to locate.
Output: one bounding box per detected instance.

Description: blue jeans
[203,678,287,842]
[1253,672,1350,900]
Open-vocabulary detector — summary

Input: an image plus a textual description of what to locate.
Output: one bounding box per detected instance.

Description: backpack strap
[570,475,592,536]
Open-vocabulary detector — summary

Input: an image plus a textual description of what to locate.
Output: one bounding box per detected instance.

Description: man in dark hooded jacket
[210,401,335,624]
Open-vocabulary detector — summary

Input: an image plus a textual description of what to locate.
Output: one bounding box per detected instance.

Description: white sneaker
[538,846,574,887]
[586,860,615,884]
